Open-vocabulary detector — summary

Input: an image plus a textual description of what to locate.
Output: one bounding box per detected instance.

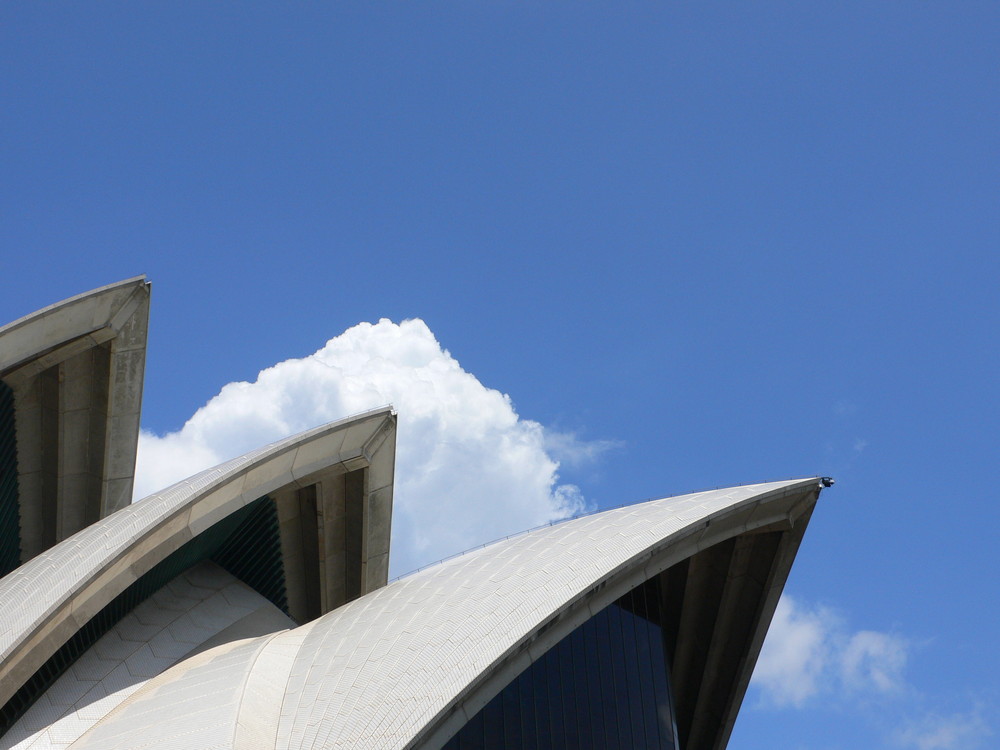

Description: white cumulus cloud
[752,595,909,708]
[134,318,598,575]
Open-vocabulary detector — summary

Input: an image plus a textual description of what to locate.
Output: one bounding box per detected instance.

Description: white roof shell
[64,477,823,750]
[0,277,151,555]
[0,407,396,714]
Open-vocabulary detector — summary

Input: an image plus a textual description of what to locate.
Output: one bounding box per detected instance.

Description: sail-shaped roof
[59,478,823,750]
[0,277,151,567]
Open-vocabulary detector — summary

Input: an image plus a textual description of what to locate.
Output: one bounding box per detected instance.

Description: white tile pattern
[2,563,292,750]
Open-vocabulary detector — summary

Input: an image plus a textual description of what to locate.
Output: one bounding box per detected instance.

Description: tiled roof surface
[68,479,818,750]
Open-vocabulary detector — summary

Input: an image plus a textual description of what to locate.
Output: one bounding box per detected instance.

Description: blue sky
[2,4,997,748]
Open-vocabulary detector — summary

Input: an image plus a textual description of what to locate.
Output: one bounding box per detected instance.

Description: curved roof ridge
[0,276,147,339]
[0,276,149,373]
[394,476,821,581]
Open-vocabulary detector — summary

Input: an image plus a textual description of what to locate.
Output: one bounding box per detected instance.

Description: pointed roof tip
[0,275,150,341]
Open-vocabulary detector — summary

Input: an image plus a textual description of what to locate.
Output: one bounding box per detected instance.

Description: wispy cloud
[833,399,857,417]
[542,430,621,468]
[840,629,907,693]
[752,595,908,708]
[752,596,836,707]
[752,596,992,748]
[895,706,993,750]
[135,318,603,576]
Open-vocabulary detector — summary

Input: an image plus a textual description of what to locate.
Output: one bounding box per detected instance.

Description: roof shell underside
[0,277,152,562]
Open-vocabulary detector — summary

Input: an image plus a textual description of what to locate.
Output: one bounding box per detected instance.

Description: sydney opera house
[0,277,830,749]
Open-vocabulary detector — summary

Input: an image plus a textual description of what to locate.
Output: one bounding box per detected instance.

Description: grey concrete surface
[0,278,150,563]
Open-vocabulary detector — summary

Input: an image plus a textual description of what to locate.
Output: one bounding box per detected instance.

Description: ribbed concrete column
[56,344,110,540]
[101,288,148,516]
[9,367,59,561]
[277,467,371,624]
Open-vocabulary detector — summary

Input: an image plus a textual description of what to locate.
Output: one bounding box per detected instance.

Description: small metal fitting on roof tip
[819,477,835,488]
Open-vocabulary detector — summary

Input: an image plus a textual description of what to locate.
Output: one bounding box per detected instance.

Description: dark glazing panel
[0,382,20,578]
[443,577,677,749]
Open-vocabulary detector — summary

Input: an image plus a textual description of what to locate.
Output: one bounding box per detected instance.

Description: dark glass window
[0,381,20,578]
[443,577,677,749]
